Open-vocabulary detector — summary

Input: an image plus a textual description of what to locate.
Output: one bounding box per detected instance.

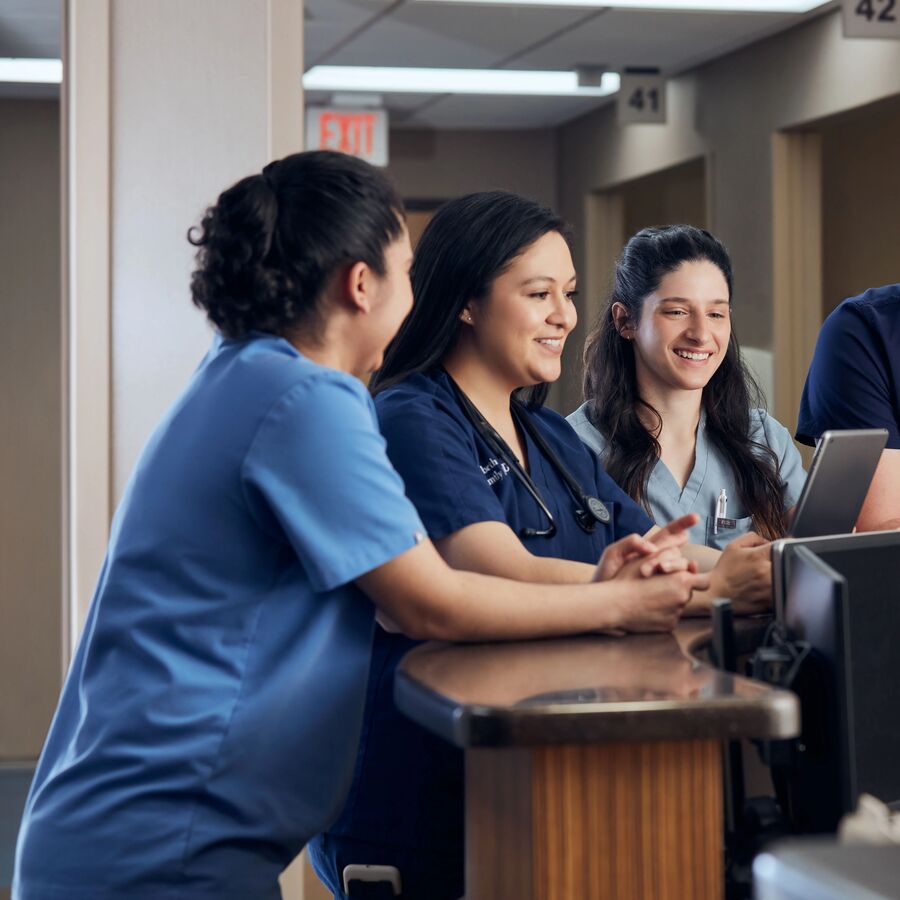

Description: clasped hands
[592,514,703,583]
[593,515,775,616]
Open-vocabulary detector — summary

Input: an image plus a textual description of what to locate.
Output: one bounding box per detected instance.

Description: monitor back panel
[815,544,900,808]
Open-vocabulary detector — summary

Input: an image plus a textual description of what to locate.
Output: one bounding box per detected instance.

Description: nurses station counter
[395,623,799,900]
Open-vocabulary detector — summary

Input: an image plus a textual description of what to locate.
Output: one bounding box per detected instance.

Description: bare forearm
[856,450,900,532]
[395,570,626,641]
[436,522,595,584]
[681,542,721,572]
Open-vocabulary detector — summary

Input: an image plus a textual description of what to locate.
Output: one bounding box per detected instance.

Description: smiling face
[616,259,731,397]
[464,230,577,391]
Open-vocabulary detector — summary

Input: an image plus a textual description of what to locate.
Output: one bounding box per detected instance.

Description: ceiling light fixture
[412,0,829,12]
[303,66,621,96]
[0,58,63,84]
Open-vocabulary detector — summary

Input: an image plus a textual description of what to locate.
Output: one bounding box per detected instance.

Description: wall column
[771,129,822,445]
[64,0,304,648]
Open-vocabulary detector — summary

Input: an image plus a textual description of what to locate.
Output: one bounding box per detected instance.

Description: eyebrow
[658,296,730,305]
[521,274,578,287]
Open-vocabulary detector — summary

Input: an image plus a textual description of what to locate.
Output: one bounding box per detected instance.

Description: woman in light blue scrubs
[13,156,701,900]
[569,225,805,563]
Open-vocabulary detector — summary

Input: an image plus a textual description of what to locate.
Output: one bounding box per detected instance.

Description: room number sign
[842,0,900,38]
[617,74,667,125]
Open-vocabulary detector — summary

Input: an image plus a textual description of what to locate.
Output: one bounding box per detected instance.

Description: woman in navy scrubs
[310,192,707,900]
[13,158,703,900]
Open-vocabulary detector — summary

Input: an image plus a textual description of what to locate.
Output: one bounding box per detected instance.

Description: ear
[611,302,634,339]
[458,305,474,326]
[343,261,377,315]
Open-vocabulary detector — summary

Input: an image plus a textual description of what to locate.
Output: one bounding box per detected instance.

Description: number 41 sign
[842,0,900,38]
[617,73,667,126]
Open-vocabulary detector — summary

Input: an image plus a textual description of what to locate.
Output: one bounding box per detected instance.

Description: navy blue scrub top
[308,368,652,899]
[14,335,424,900]
[797,284,900,449]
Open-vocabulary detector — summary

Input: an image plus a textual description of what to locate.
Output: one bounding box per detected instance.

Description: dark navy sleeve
[797,294,900,449]
[376,390,509,541]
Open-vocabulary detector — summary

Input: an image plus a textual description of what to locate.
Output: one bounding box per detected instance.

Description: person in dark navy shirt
[797,284,900,531]
[309,192,706,900]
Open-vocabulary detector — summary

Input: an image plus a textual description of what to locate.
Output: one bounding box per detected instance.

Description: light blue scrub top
[567,404,806,550]
[14,334,424,900]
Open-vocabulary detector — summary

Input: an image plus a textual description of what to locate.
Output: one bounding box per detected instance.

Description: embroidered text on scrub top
[480,457,511,486]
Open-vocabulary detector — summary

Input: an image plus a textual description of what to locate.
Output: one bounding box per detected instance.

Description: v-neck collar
[652,411,709,510]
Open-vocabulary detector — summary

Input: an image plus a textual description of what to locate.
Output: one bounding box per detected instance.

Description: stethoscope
[446,374,611,539]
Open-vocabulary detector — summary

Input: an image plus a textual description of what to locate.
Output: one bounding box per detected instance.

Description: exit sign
[305,107,389,166]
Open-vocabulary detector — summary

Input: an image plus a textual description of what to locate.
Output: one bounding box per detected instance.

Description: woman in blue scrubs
[569,225,805,560]
[310,193,712,900]
[13,157,703,900]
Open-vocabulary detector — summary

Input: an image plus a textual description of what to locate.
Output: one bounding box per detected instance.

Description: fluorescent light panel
[413,0,828,11]
[0,58,62,84]
[304,66,620,96]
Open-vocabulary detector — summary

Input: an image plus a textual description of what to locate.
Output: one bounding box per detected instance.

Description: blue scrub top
[308,368,652,900]
[567,404,805,550]
[14,335,424,900]
[797,284,900,449]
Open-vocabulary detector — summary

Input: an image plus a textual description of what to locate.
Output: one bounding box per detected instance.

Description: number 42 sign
[842,0,900,38]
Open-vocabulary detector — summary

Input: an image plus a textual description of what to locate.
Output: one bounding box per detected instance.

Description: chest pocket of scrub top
[704,513,753,551]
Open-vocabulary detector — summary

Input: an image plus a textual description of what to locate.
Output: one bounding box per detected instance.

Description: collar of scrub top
[442,370,610,539]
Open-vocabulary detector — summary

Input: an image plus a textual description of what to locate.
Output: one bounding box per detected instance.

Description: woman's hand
[593,513,700,582]
[707,531,773,614]
[606,564,711,633]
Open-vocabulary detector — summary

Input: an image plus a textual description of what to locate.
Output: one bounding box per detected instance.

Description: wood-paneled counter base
[466,740,722,900]
[395,631,798,900]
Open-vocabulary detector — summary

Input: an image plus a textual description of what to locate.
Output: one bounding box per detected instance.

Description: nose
[683,312,711,344]
[547,290,577,333]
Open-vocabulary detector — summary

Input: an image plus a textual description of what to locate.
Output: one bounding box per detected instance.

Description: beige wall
[0,99,62,759]
[388,127,558,210]
[67,0,305,633]
[556,8,900,413]
[821,96,900,317]
[621,156,707,238]
[110,1,276,504]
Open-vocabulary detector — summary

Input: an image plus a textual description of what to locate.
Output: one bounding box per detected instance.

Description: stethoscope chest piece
[585,496,611,525]
[446,371,611,540]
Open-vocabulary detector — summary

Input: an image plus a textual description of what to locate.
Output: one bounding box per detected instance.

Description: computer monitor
[777,532,900,831]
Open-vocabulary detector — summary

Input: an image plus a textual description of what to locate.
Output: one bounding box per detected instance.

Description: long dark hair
[371,191,571,406]
[188,150,404,340]
[582,225,788,540]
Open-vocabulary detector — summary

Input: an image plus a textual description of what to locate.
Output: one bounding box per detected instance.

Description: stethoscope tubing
[444,373,609,537]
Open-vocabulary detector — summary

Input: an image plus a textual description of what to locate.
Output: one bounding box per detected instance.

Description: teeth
[538,339,561,346]
[675,350,710,360]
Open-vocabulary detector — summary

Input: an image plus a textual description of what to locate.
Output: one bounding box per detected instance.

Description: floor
[0,765,33,899]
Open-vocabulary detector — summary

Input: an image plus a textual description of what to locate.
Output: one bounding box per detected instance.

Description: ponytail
[189,150,405,340]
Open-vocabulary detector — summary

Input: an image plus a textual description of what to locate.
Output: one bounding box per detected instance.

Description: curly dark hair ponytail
[582,225,789,541]
[188,150,405,340]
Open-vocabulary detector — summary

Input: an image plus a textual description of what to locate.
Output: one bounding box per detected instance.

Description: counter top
[394,621,799,747]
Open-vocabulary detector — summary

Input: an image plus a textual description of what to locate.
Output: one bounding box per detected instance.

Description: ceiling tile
[0,0,60,58]
[397,92,615,130]
[508,8,790,75]
[321,4,589,68]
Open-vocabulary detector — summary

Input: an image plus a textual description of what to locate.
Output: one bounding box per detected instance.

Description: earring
[463,312,473,323]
